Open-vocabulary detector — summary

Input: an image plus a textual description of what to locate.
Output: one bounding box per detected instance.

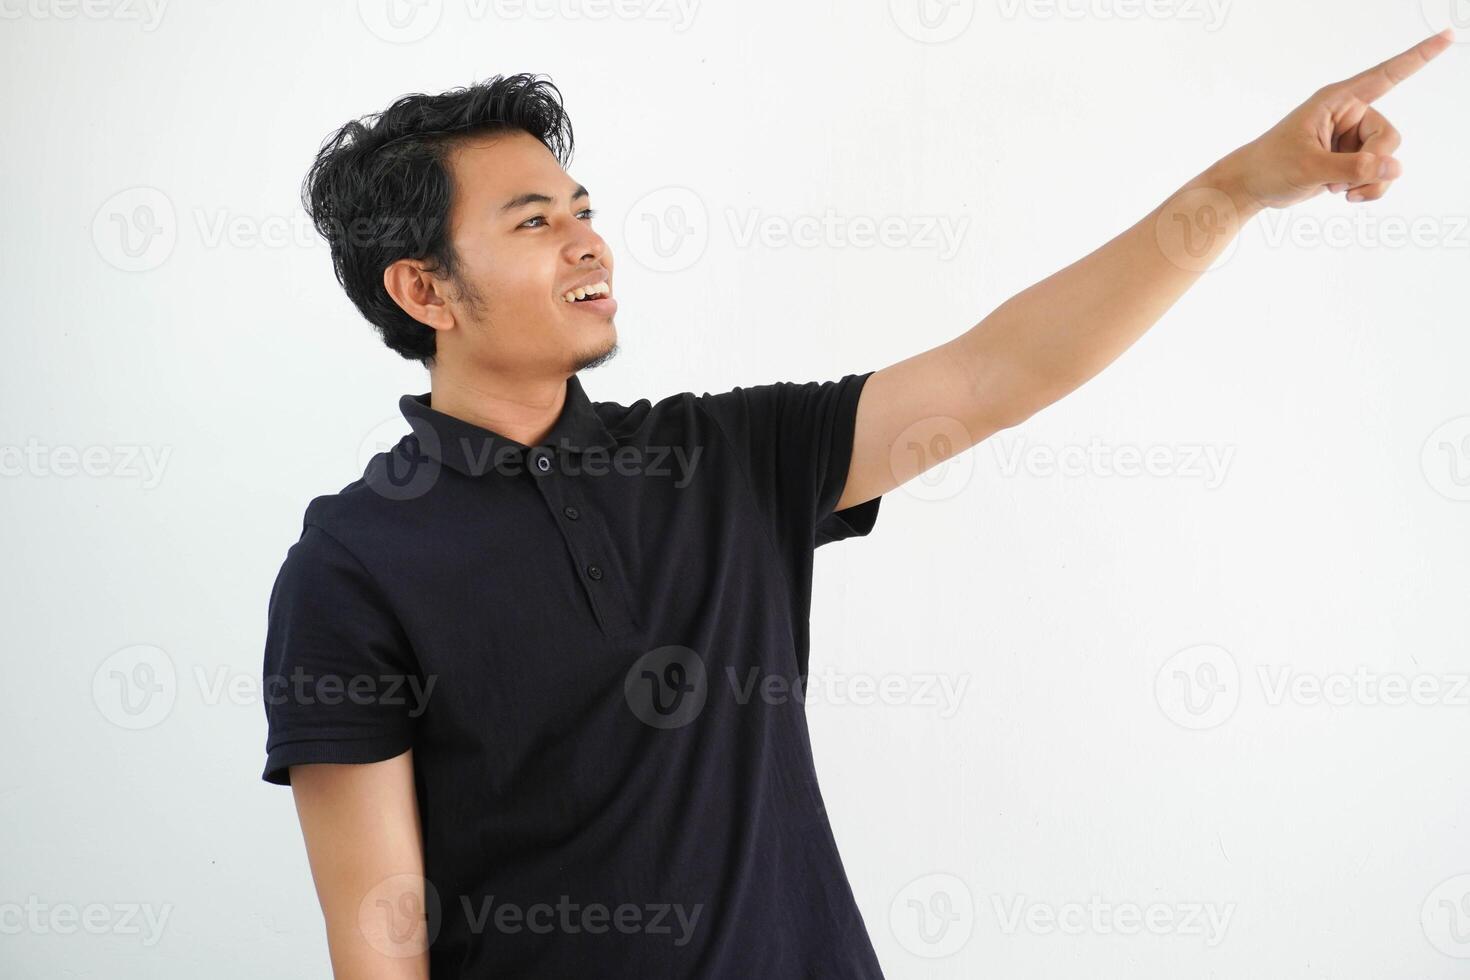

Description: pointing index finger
[1340,28,1455,103]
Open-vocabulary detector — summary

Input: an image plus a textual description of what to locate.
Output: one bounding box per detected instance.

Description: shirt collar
[398,373,617,477]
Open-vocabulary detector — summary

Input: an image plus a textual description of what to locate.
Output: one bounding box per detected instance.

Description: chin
[572,333,620,373]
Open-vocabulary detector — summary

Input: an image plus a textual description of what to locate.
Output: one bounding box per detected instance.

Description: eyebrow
[498,184,590,214]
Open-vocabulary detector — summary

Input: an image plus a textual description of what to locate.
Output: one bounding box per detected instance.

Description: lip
[566,295,618,316]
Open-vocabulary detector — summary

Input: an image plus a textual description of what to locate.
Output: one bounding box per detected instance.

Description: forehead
[444,130,576,209]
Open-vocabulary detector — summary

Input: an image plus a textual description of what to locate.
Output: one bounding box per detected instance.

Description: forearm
[960,151,1263,428]
[841,31,1446,511]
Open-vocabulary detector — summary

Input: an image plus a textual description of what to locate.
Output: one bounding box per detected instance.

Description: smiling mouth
[561,281,611,304]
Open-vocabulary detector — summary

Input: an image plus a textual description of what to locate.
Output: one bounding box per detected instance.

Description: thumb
[1310,150,1399,186]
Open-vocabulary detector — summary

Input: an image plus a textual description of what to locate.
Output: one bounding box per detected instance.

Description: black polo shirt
[260,370,885,978]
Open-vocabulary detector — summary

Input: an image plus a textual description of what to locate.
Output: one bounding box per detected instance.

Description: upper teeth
[563,281,609,303]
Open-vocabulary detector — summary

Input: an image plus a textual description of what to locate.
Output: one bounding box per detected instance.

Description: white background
[4,0,1469,976]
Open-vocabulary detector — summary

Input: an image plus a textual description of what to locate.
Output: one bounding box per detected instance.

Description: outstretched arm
[836,28,1455,513]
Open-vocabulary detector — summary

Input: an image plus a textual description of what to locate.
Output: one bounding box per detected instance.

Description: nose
[564,220,609,266]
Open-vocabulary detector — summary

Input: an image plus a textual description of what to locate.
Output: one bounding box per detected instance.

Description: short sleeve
[696,370,882,551]
[260,523,421,786]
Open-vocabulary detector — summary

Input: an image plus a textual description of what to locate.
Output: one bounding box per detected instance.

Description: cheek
[474,247,556,311]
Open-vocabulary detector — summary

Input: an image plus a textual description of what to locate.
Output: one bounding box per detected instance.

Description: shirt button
[535,454,552,473]
[586,564,603,581]
[563,505,580,520]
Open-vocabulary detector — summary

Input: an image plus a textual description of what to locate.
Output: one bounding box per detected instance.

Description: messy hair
[301,73,575,365]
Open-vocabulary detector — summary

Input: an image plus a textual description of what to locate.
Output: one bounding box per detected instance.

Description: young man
[262,35,1452,978]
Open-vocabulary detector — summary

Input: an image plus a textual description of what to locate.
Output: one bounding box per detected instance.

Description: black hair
[301,73,575,366]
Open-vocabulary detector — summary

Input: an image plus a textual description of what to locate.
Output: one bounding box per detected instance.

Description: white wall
[4,0,1468,975]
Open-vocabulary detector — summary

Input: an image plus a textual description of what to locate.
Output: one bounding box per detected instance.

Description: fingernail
[1377,159,1394,179]
[1346,191,1362,202]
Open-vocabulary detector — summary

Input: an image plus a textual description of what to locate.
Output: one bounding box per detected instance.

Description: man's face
[436,129,618,375]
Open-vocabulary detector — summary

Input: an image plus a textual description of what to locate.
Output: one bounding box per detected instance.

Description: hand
[1218,28,1455,211]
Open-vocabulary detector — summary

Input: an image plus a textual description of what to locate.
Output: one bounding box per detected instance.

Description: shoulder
[289,435,437,566]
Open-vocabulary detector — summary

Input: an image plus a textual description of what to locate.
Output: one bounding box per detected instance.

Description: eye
[519,208,597,229]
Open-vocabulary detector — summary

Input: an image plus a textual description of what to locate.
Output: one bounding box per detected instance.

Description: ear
[383,259,453,332]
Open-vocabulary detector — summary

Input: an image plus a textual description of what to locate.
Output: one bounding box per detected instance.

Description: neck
[426,362,570,449]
